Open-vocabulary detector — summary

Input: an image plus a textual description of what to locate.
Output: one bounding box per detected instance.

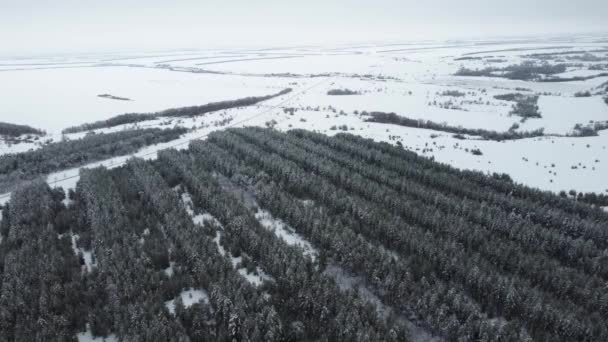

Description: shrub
[327,89,360,96]
[574,91,592,97]
[510,96,541,119]
[440,90,466,97]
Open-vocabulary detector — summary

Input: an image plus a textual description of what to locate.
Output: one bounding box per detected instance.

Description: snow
[77,324,118,342]
[519,96,608,134]
[71,234,96,273]
[555,68,608,78]
[0,66,289,134]
[1,37,608,199]
[213,230,272,287]
[180,192,196,216]
[164,288,209,315]
[180,191,272,286]
[163,262,175,277]
[255,209,317,261]
[62,196,73,207]
[324,265,441,342]
[213,231,226,256]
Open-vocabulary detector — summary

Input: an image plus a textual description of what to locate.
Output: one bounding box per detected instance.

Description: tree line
[62,88,292,134]
[1,127,607,341]
[0,121,44,137]
[364,111,545,141]
[0,127,186,193]
[455,61,567,81]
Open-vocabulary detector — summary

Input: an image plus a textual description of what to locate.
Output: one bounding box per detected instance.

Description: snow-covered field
[1,34,608,197]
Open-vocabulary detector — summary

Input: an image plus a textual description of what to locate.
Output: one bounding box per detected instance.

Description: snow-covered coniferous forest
[1,1,608,341]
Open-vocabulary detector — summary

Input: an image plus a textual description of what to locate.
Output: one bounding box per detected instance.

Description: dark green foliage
[365,111,544,140]
[201,127,608,341]
[0,121,44,137]
[194,127,608,341]
[0,127,186,193]
[0,181,86,341]
[3,127,608,342]
[62,88,292,133]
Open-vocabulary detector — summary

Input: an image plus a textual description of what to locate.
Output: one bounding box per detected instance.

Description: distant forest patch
[363,111,545,141]
[327,89,360,96]
[493,93,542,120]
[457,60,608,82]
[456,61,567,81]
[0,121,44,138]
[98,94,132,101]
[439,90,466,97]
[570,121,608,137]
[63,88,292,134]
[509,95,541,120]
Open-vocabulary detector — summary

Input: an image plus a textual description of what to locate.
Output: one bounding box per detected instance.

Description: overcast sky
[1,0,606,55]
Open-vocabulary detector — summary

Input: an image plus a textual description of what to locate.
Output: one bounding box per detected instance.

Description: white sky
[1,0,606,55]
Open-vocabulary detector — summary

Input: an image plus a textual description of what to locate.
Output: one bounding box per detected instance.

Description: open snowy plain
[1,35,608,200]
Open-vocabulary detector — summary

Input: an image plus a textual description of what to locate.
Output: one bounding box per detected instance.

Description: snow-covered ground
[77,325,118,342]
[255,209,318,261]
[0,66,288,133]
[164,288,209,315]
[1,35,608,198]
[178,188,272,286]
[71,234,96,273]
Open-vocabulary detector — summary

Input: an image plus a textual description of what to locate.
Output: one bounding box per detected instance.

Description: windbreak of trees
[155,150,408,341]
[539,73,608,83]
[0,121,44,137]
[0,181,86,341]
[364,111,545,141]
[456,61,567,81]
[62,113,157,134]
[569,121,608,137]
[62,88,292,134]
[561,190,608,207]
[0,127,186,193]
[201,127,608,341]
[2,127,607,341]
[494,93,528,102]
